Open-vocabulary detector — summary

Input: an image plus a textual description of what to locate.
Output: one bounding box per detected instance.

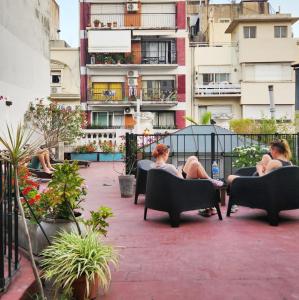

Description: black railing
[125,132,299,177]
[0,160,19,292]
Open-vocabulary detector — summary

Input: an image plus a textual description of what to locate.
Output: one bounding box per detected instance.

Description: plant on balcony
[100,141,115,153]
[93,19,100,27]
[104,56,115,64]
[115,53,125,64]
[125,53,134,64]
[75,143,97,153]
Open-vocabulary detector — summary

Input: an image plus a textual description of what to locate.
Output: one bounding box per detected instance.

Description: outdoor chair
[144,168,222,227]
[227,166,299,226]
[134,159,153,204]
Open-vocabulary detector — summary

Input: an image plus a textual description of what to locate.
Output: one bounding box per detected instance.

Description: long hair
[270,139,292,160]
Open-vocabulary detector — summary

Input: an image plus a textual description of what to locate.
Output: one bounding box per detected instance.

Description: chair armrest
[234,167,256,176]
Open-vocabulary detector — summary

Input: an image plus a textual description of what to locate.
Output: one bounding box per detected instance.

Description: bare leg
[37,153,52,173]
[227,174,239,184]
[44,149,54,170]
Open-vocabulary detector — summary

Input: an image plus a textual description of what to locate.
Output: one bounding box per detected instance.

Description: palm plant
[41,231,119,298]
[0,124,45,299]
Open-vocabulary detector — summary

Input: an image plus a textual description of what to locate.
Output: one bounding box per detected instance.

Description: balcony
[89,13,176,30]
[87,88,135,105]
[88,50,177,66]
[142,88,177,104]
[194,83,241,97]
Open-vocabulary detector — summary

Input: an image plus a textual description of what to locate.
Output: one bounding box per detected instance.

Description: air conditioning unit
[128,78,138,86]
[127,2,138,12]
[127,70,138,77]
[51,86,62,94]
[124,107,135,115]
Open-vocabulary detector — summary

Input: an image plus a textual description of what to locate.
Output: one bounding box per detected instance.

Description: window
[152,111,175,128]
[243,26,256,39]
[141,40,176,64]
[142,80,175,101]
[51,71,61,85]
[274,26,287,38]
[92,82,123,101]
[92,112,124,128]
[202,73,230,85]
[198,105,232,120]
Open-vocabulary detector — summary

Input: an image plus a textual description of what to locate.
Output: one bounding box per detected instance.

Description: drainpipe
[268,85,275,120]
[292,63,299,131]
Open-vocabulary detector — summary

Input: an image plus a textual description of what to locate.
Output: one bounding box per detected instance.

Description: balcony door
[141,41,175,64]
[142,80,175,101]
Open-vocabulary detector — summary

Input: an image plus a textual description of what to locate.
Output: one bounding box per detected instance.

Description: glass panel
[92,112,108,127]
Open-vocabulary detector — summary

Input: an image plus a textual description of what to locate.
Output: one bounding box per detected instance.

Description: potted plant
[113,21,117,27]
[107,22,112,28]
[99,141,123,162]
[71,142,98,161]
[37,162,87,250]
[41,207,119,299]
[93,19,100,27]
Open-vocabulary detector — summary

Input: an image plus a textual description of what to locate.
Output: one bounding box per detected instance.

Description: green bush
[233,144,269,168]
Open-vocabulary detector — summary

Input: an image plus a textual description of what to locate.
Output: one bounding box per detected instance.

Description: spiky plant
[200,112,212,125]
[0,124,45,299]
[41,231,119,298]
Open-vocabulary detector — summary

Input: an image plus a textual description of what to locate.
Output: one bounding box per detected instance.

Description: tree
[0,124,45,299]
[24,101,86,149]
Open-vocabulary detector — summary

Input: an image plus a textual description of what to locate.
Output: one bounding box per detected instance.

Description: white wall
[0,0,50,129]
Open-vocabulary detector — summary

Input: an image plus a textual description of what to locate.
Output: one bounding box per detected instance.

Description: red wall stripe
[176,1,186,30]
[176,38,185,66]
[176,110,186,129]
[177,74,186,102]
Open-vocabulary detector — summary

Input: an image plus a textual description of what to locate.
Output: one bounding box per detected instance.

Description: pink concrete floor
[81,162,299,300]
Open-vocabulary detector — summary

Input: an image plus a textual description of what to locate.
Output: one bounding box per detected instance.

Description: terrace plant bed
[69,152,123,162]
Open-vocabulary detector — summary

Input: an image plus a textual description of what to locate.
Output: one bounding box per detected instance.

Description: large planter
[71,153,98,161]
[99,152,123,162]
[118,175,135,198]
[72,275,99,300]
[18,216,84,255]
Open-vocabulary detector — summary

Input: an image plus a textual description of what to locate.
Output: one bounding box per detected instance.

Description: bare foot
[43,168,53,174]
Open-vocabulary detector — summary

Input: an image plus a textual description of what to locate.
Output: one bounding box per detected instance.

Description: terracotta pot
[107,22,112,28]
[72,275,99,300]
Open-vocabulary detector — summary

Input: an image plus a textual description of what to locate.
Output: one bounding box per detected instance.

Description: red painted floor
[0,252,35,300]
[78,162,299,300]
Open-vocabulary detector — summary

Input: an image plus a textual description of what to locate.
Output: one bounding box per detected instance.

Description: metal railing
[142,88,177,102]
[194,83,241,96]
[89,50,177,65]
[89,13,176,29]
[0,160,19,292]
[87,88,178,103]
[125,132,299,177]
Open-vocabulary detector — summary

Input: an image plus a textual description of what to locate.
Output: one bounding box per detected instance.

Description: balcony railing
[88,88,178,103]
[89,50,177,65]
[90,13,176,29]
[142,88,177,102]
[194,83,241,96]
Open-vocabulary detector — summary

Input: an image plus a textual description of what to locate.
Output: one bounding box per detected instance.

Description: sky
[56,0,299,47]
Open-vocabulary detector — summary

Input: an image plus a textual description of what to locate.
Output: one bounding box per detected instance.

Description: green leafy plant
[233,144,268,168]
[201,111,212,125]
[43,162,86,225]
[75,143,97,153]
[100,141,115,153]
[83,206,114,236]
[24,101,86,149]
[41,231,119,297]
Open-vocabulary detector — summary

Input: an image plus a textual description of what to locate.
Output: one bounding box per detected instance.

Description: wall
[50,46,80,99]
[50,0,60,40]
[0,0,50,129]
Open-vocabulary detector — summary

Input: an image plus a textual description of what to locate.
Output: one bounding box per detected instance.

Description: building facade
[79,0,188,143]
[0,0,50,129]
[50,40,81,107]
[188,0,299,126]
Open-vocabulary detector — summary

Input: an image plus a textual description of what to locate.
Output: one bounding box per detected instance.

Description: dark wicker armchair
[145,168,222,227]
[134,159,153,204]
[227,166,299,226]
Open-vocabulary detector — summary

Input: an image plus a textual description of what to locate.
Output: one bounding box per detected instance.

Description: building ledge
[86,63,178,69]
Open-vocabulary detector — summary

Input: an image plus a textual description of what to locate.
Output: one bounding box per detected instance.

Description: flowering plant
[233,145,268,168]
[18,166,45,223]
[75,143,97,153]
[100,141,115,153]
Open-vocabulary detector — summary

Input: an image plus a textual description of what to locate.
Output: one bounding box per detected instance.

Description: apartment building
[189,0,299,126]
[79,0,188,141]
[50,40,81,107]
[0,0,50,129]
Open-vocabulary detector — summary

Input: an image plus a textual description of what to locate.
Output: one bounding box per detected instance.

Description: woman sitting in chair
[35,148,55,174]
[152,144,182,178]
